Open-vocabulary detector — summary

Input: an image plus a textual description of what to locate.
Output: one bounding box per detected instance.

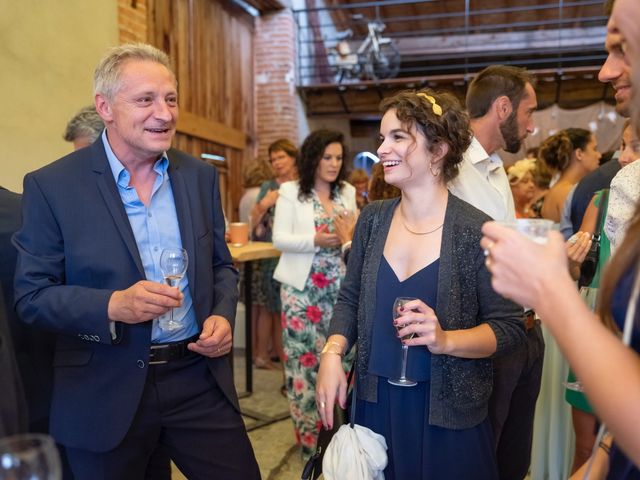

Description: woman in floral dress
[272,129,356,459]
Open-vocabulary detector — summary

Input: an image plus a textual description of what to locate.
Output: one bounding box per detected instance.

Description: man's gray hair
[63,105,104,143]
[94,43,174,101]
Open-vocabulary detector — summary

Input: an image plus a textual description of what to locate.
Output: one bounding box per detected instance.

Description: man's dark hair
[466,65,534,119]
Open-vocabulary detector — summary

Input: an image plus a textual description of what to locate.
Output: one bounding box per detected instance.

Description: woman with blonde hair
[507,159,537,218]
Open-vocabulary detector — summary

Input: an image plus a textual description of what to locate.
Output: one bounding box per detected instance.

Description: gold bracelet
[320,341,344,357]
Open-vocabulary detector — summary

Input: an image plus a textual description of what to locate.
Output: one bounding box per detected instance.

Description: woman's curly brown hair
[537,128,592,173]
[379,89,472,183]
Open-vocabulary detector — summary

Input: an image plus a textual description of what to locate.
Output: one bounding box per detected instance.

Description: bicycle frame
[330,18,400,82]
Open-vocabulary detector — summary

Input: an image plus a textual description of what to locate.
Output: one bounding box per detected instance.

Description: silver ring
[483,241,494,257]
[319,401,326,409]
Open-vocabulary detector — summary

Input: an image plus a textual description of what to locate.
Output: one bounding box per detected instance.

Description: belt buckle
[149,344,170,365]
[148,359,168,365]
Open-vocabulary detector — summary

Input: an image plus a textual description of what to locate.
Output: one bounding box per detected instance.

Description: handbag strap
[348,364,358,428]
[344,200,384,429]
[593,189,609,241]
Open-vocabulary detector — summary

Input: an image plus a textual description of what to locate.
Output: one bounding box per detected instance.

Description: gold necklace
[402,221,443,235]
[400,207,444,235]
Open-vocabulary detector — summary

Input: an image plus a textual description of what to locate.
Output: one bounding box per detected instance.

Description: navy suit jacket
[1,186,55,432]
[12,139,239,451]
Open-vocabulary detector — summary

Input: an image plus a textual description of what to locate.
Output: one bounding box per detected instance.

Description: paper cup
[229,222,249,246]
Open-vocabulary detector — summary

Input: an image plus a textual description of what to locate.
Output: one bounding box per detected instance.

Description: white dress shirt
[448,137,516,221]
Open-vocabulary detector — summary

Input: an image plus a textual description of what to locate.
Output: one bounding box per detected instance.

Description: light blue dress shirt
[102,132,198,343]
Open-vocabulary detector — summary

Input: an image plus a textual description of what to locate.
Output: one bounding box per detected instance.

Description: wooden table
[228,242,280,396]
[229,242,287,430]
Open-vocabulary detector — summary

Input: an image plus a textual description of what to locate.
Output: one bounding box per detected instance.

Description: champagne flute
[159,247,188,331]
[0,434,62,479]
[388,296,418,387]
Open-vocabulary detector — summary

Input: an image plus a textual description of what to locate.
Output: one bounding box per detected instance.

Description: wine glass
[159,247,188,331]
[388,296,418,387]
[0,434,62,479]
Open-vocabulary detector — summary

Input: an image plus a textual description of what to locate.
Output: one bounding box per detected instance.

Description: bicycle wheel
[365,42,401,80]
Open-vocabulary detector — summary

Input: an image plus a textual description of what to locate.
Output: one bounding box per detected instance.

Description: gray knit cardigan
[328,193,526,430]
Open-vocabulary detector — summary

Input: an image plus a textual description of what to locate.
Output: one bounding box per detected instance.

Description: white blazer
[273,180,356,290]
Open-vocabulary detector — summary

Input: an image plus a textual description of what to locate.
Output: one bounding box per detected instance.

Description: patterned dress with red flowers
[280,193,353,459]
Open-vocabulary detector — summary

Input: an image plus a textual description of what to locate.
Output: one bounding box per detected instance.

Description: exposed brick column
[118,0,148,44]
[255,9,299,161]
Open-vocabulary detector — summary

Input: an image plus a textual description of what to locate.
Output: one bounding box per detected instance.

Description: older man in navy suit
[13,43,259,479]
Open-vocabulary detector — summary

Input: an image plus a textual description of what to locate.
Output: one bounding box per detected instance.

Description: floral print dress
[280,192,352,459]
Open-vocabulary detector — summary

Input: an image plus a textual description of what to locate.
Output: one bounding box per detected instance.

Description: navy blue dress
[354,256,498,480]
[607,268,640,480]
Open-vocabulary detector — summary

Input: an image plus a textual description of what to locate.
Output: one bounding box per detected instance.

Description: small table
[228,241,280,396]
[229,242,287,430]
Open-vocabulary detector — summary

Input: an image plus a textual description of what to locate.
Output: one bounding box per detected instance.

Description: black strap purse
[578,189,609,289]
[301,365,356,480]
[301,201,383,480]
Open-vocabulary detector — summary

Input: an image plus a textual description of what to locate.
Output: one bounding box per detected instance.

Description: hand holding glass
[496,219,554,244]
[0,434,62,480]
[159,247,188,331]
[388,297,418,387]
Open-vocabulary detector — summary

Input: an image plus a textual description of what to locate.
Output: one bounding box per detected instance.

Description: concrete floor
[172,351,303,479]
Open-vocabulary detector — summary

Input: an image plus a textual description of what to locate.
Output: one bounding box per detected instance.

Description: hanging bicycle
[329,15,401,83]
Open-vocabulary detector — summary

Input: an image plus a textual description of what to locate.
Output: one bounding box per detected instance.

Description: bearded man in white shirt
[449,65,540,480]
[450,65,537,221]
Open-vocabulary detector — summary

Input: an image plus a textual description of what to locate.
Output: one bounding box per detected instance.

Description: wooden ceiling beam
[241,0,285,14]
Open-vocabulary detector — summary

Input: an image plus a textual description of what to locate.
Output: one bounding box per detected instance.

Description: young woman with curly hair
[316,90,526,479]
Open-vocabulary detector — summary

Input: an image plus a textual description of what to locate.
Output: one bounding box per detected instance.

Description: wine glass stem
[400,344,409,380]
[169,307,174,324]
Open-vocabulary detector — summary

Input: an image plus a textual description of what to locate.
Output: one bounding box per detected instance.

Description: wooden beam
[242,0,285,13]
[177,111,246,150]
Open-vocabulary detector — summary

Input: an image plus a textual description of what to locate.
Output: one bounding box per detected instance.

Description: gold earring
[429,162,440,177]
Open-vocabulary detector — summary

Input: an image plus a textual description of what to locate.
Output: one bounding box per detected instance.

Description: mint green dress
[565,189,610,413]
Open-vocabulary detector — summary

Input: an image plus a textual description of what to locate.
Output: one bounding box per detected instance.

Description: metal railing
[294,0,607,86]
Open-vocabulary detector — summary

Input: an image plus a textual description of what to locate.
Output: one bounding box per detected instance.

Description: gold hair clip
[416,93,443,116]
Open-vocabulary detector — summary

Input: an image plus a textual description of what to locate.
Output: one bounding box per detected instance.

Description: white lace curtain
[501,101,627,166]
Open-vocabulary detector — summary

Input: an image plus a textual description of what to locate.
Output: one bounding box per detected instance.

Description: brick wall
[118,0,147,44]
[255,9,299,161]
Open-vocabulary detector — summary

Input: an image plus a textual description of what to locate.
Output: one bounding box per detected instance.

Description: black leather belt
[149,335,199,365]
[524,310,538,331]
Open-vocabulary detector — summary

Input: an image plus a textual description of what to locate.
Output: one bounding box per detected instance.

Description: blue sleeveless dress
[607,268,640,480]
[354,256,498,480]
